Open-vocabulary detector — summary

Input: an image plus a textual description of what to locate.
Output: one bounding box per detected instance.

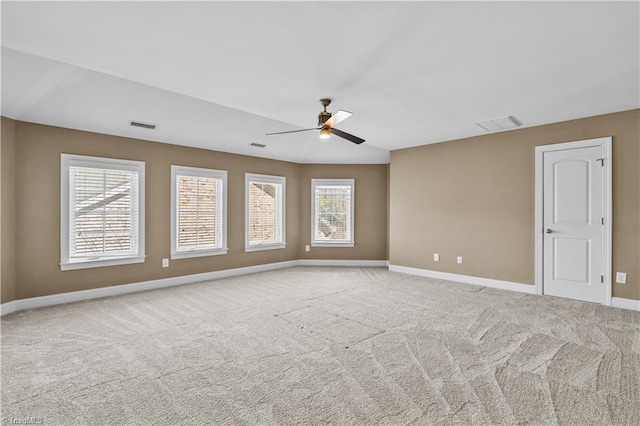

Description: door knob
[546,229,553,234]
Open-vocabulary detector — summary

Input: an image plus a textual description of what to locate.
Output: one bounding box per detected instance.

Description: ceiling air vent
[250,142,267,148]
[129,120,157,130]
[476,116,521,132]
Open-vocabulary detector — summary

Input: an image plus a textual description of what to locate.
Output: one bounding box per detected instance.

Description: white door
[543,146,604,303]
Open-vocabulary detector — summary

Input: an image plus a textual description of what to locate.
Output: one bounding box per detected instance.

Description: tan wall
[387,163,390,260]
[14,122,303,299]
[298,164,388,260]
[1,117,17,303]
[7,121,388,300]
[390,109,640,300]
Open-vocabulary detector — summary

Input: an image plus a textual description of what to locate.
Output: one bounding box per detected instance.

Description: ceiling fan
[266,99,365,144]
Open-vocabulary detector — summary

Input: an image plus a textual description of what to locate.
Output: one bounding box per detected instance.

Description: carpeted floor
[1,266,639,425]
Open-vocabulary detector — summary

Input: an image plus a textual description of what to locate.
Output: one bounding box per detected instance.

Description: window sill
[60,255,146,271]
[245,243,287,252]
[311,242,355,248]
[171,248,228,260]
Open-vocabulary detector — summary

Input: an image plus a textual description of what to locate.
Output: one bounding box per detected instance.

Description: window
[311,179,355,247]
[245,173,286,251]
[171,165,227,259]
[60,154,145,271]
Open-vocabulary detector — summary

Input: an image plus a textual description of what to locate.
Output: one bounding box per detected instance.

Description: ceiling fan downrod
[318,98,332,126]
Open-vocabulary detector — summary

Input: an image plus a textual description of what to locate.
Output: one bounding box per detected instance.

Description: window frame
[60,154,146,271]
[170,165,228,260]
[245,173,286,252]
[311,178,355,248]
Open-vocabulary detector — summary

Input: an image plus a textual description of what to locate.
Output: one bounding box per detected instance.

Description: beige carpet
[1,266,639,425]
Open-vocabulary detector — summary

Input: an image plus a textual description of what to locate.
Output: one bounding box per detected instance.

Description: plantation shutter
[176,175,224,251]
[248,181,283,245]
[314,184,352,242]
[69,166,139,258]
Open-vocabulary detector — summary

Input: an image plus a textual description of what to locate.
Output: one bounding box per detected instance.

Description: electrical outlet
[162,258,169,268]
[616,272,627,284]
[433,253,439,262]
[457,256,463,264]
[305,245,310,252]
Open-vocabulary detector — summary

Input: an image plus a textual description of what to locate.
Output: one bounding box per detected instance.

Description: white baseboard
[388,264,536,294]
[0,259,388,316]
[300,259,389,267]
[13,260,300,314]
[612,297,640,312]
[4,262,637,316]
[0,301,17,316]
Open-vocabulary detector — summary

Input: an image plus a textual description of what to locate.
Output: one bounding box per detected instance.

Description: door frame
[534,137,612,305]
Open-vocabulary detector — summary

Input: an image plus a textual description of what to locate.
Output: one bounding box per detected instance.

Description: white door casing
[535,137,612,305]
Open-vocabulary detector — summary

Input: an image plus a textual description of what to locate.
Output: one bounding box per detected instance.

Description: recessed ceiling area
[2,1,638,164]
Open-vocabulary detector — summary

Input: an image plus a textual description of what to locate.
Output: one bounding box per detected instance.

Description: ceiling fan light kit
[319,127,331,139]
[266,99,365,145]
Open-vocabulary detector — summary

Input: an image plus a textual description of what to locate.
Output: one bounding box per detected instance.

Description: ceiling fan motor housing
[318,111,332,126]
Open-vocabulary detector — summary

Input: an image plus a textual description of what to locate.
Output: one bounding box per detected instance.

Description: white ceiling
[2,1,639,164]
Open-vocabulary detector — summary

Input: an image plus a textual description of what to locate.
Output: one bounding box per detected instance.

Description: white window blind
[171,166,227,259]
[311,179,355,247]
[245,174,285,251]
[61,154,145,270]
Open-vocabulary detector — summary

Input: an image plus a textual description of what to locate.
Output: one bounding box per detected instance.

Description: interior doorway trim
[534,137,612,305]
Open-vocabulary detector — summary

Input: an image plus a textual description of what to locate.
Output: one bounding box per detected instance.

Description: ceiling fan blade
[325,110,352,128]
[266,128,319,136]
[330,128,365,145]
